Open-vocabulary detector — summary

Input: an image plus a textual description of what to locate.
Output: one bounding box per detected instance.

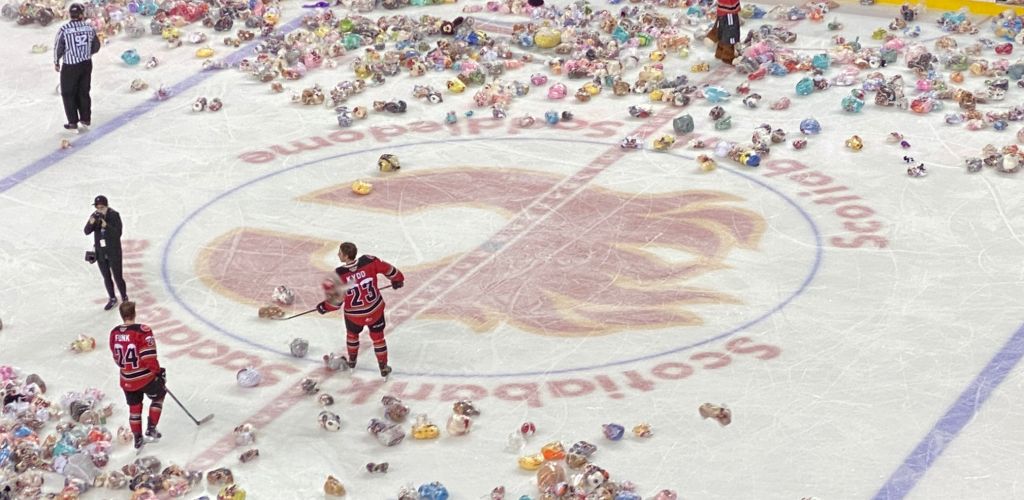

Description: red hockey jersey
[717,0,740,15]
[109,323,161,391]
[322,255,404,325]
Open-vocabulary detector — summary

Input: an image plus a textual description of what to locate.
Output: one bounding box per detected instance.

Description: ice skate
[379,364,392,379]
[145,426,162,442]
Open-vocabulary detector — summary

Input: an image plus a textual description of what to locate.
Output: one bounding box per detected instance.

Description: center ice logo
[199,168,765,336]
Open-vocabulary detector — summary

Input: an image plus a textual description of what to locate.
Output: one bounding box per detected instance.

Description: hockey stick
[277,284,395,321]
[165,387,214,426]
[280,308,317,321]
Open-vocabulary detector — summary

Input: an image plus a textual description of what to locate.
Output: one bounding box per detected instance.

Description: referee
[54,3,99,131]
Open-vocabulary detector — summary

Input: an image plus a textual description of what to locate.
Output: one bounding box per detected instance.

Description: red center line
[187,60,739,470]
[475,20,513,35]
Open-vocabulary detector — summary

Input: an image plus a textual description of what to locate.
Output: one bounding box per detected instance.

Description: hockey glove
[155,368,167,387]
[391,281,404,290]
[316,301,331,314]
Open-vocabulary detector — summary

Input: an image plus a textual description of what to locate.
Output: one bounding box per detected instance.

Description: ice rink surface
[3,0,1024,498]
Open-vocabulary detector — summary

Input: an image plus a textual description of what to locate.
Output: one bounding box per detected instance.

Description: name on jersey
[115,334,131,341]
[66,24,93,34]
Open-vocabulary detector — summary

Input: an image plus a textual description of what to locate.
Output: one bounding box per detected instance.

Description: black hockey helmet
[68,3,84,19]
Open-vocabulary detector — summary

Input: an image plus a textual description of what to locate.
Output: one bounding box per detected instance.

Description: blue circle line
[161,136,823,378]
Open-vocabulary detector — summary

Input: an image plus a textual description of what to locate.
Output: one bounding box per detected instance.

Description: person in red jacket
[317,242,404,377]
[707,0,741,64]
[109,301,165,448]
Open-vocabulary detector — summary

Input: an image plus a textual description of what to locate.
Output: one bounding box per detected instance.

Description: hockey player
[109,301,165,448]
[706,0,741,65]
[317,242,404,377]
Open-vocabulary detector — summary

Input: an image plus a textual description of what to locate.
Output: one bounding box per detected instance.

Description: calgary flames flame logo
[200,168,765,337]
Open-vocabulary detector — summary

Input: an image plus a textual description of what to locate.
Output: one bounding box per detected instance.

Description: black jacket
[84,208,123,258]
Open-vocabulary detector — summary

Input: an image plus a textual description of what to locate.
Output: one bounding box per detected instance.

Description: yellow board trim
[871,0,1024,16]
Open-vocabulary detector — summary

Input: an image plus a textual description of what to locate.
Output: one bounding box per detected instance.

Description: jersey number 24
[114,345,139,369]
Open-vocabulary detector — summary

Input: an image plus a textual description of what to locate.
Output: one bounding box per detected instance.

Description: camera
[85,251,97,264]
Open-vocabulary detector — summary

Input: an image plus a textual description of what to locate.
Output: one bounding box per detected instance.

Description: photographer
[84,195,127,310]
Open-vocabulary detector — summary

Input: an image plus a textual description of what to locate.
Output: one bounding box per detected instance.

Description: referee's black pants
[60,59,92,125]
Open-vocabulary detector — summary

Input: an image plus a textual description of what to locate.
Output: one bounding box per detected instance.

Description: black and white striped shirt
[54,20,99,66]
